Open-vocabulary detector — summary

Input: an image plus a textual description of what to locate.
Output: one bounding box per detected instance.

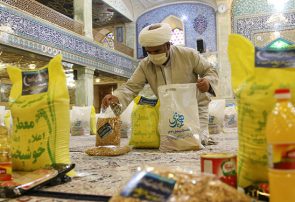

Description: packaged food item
[158,84,202,151]
[110,167,251,202]
[223,104,237,133]
[96,107,121,146]
[228,34,295,187]
[129,96,160,149]
[201,153,237,188]
[120,101,134,138]
[110,102,123,117]
[70,106,91,136]
[244,183,269,201]
[7,55,72,171]
[266,89,295,202]
[0,125,12,181]
[208,99,225,134]
[4,110,12,131]
[0,106,5,124]
[85,145,132,156]
[90,106,97,135]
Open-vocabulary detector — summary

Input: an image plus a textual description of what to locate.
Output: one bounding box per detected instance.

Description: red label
[201,155,237,188]
[269,144,295,170]
[0,162,12,181]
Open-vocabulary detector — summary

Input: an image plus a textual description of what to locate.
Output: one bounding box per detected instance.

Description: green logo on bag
[169,112,184,128]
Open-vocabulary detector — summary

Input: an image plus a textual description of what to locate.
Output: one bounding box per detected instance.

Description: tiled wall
[0,5,137,78]
[232,0,295,16]
[231,0,295,47]
[136,3,217,58]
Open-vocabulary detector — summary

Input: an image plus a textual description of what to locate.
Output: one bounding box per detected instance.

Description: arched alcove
[162,15,185,46]
[136,3,216,59]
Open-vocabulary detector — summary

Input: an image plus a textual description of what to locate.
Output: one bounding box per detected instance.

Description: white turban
[139,23,172,47]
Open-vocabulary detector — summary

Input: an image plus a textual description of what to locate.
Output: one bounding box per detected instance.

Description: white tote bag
[158,83,203,151]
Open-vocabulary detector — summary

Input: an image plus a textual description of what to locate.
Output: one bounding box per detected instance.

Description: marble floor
[5,132,238,201]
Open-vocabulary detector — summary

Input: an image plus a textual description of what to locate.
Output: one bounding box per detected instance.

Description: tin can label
[201,154,237,188]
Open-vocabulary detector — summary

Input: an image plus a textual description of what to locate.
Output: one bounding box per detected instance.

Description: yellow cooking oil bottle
[266,88,295,202]
[0,124,12,181]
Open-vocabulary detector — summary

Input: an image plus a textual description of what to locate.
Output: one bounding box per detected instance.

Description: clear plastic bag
[120,101,134,138]
[96,107,121,146]
[223,104,238,133]
[70,106,91,136]
[208,99,225,134]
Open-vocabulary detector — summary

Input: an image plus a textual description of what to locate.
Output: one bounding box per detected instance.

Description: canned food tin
[201,153,237,188]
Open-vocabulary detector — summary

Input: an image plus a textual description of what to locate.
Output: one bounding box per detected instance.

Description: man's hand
[197,78,210,93]
[101,94,119,109]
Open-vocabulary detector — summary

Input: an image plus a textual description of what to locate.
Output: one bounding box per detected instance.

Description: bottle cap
[275,89,290,94]
[275,88,291,99]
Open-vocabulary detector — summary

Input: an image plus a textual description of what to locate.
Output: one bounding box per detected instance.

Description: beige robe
[113,45,218,130]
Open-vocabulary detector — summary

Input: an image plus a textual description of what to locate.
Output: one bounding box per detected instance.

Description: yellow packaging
[228,34,295,187]
[90,106,96,135]
[266,89,295,202]
[4,110,11,130]
[129,96,160,148]
[7,55,72,171]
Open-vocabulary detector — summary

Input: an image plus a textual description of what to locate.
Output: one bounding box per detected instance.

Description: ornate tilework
[136,3,217,58]
[233,12,295,46]
[231,0,295,46]
[193,15,208,35]
[0,5,137,77]
[232,0,295,17]
[0,0,83,35]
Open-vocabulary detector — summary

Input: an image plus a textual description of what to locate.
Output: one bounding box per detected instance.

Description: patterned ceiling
[35,0,131,27]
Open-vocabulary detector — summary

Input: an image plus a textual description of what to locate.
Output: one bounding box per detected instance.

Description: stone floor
[5,132,238,201]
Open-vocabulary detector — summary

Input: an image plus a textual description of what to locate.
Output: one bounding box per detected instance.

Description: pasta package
[228,34,295,187]
[129,96,160,148]
[7,55,71,171]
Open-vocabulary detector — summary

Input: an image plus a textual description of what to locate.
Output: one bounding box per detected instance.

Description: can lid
[201,153,236,159]
[275,89,290,94]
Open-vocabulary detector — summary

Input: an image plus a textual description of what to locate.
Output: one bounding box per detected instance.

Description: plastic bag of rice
[96,107,121,146]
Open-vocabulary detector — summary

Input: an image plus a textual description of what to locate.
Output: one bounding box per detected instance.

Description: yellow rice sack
[228,34,295,187]
[4,110,11,130]
[90,106,96,135]
[129,96,160,148]
[7,55,71,171]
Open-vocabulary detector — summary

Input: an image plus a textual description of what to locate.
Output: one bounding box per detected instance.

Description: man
[102,23,218,145]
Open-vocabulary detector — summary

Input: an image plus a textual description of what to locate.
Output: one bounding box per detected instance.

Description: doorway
[93,83,118,113]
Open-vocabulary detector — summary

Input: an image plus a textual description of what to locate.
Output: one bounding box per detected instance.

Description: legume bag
[228,34,295,187]
[8,55,71,171]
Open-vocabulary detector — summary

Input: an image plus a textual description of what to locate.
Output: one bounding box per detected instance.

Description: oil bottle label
[0,162,12,181]
[268,144,295,169]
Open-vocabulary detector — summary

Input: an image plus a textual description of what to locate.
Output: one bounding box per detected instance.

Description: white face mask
[148,52,168,65]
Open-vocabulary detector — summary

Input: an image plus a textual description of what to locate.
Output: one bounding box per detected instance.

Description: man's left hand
[197,78,210,93]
